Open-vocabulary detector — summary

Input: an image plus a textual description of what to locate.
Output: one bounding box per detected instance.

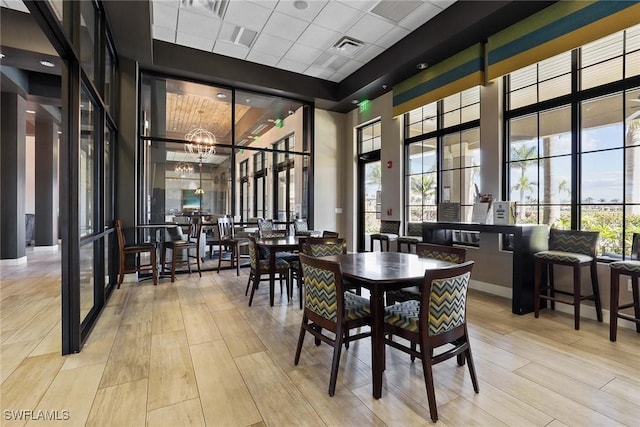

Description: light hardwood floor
[1,249,639,426]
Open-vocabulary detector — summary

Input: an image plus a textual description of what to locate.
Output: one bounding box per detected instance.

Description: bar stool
[609,233,640,341]
[534,228,602,330]
[370,220,400,252]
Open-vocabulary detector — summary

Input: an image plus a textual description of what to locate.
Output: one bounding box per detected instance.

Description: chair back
[299,253,345,322]
[631,233,640,260]
[322,230,339,238]
[303,238,347,257]
[416,243,466,264]
[548,229,598,257]
[258,218,285,238]
[218,216,235,241]
[380,220,400,234]
[421,261,474,337]
[166,225,184,241]
[294,219,309,233]
[247,236,259,270]
[406,222,422,237]
[115,219,126,250]
[189,216,203,243]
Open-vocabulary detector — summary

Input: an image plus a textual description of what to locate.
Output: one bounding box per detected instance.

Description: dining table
[254,236,304,306]
[320,251,454,399]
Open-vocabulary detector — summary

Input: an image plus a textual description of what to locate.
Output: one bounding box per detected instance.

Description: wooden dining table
[320,251,454,399]
[254,236,303,306]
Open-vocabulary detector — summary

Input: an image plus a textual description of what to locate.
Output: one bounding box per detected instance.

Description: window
[253,152,266,219]
[505,24,640,258]
[404,87,481,224]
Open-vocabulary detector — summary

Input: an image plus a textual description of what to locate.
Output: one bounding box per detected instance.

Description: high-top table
[254,236,303,306]
[320,251,453,399]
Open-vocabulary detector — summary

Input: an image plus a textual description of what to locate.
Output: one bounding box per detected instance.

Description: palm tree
[410,174,436,205]
[513,175,537,205]
[511,144,537,206]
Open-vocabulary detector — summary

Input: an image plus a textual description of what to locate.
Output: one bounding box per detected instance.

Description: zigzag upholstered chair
[383,261,478,422]
[609,232,640,341]
[294,253,371,396]
[534,229,602,330]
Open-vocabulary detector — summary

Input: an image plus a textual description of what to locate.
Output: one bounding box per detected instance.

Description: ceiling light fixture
[417,62,428,70]
[293,0,308,10]
[217,92,227,99]
[0,53,5,59]
[351,99,359,104]
[39,60,55,68]
[288,110,294,115]
[175,162,194,178]
[26,110,36,114]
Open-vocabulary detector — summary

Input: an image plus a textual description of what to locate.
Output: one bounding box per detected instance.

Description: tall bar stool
[609,233,640,341]
[370,220,400,252]
[534,228,602,330]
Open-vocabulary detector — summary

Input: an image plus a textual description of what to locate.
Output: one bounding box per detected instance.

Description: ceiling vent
[229,25,257,48]
[252,123,268,135]
[332,36,365,57]
[313,52,350,71]
[180,0,229,19]
[370,0,421,23]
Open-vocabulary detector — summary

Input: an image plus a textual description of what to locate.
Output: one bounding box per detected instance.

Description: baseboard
[471,279,638,331]
[0,256,28,266]
[34,245,59,252]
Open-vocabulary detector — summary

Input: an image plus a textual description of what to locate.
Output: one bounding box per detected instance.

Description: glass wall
[505,24,640,258]
[139,75,311,231]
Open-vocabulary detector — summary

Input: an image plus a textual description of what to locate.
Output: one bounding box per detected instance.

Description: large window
[405,87,480,224]
[505,24,640,258]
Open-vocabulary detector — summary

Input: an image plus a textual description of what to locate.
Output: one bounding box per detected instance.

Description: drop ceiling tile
[176,31,214,51]
[354,43,385,63]
[328,70,349,82]
[246,50,281,67]
[304,65,335,79]
[277,58,308,73]
[313,2,364,33]
[252,33,294,57]
[398,1,441,31]
[348,13,396,44]
[339,0,377,12]
[262,11,309,42]
[152,2,178,28]
[335,59,365,76]
[223,1,272,32]
[275,0,328,22]
[249,0,278,8]
[153,25,177,43]
[2,0,29,13]
[374,26,410,49]
[177,9,221,38]
[297,24,341,50]
[213,41,250,59]
[429,0,456,9]
[283,43,323,65]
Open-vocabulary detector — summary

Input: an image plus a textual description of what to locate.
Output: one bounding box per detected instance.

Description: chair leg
[217,244,223,273]
[420,352,438,422]
[245,271,254,296]
[610,269,620,342]
[248,273,259,306]
[117,257,125,289]
[328,325,344,396]
[171,249,177,283]
[590,261,602,322]
[534,260,542,318]
[236,245,241,276]
[151,247,158,285]
[465,342,480,393]
[370,236,374,252]
[196,248,202,277]
[294,316,307,365]
[549,264,555,311]
[633,276,640,333]
[573,265,581,330]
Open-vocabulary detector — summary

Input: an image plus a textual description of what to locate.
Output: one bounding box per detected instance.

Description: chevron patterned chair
[383,261,478,422]
[246,236,290,306]
[386,243,467,305]
[609,232,640,341]
[397,222,423,253]
[534,229,602,330]
[294,253,372,396]
[370,220,400,252]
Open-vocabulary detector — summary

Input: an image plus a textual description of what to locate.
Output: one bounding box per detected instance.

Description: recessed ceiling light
[382,84,388,90]
[245,98,251,103]
[216,93,226,99]
[57,131,62,134]
[288,110,294,115]
[293,0,308,10]
[267,119,275,122]
[0,53,5,59]
[26,110,36,114]
[351,99,359,104]
[417,62,428,70]
[39,60,55,68]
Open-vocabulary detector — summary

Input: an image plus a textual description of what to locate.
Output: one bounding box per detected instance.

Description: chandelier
[174,162,193,177]
[185,128,216,163]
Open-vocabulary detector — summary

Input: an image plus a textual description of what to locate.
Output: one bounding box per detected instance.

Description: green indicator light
[274,118,284,128]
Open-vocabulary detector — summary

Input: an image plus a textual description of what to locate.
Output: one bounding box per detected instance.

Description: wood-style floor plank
[181,303,222,345]
[98,321,151,388]
[85,378,148,427]
[146,398,206,427]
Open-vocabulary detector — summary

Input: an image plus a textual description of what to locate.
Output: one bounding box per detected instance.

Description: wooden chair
[294,253,372,396]
[257,218,286,238]
[370,220,400,252]
[246,236,290,306]
[383,261,478,422]
[115,219,157,288]
[217,216,249,276]
[293,218,313,236]
[161,216,203,283]
[397,222,423,253]
[534,229,602,330]
[322,230,339,238]
[386,243,467,305]
[609,232,640,341]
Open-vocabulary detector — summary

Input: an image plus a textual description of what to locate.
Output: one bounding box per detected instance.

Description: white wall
[25,135,35,214]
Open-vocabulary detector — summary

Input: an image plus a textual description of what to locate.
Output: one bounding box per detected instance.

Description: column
[35,116,59,250]
[0,92,27,263]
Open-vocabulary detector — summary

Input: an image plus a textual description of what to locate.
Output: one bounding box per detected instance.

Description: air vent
[181,0,229,19]
[332,36,365,57]
[229,26,258,48]
[252,123,268,135]
[313,53,349,71]
[370,0,421,23]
